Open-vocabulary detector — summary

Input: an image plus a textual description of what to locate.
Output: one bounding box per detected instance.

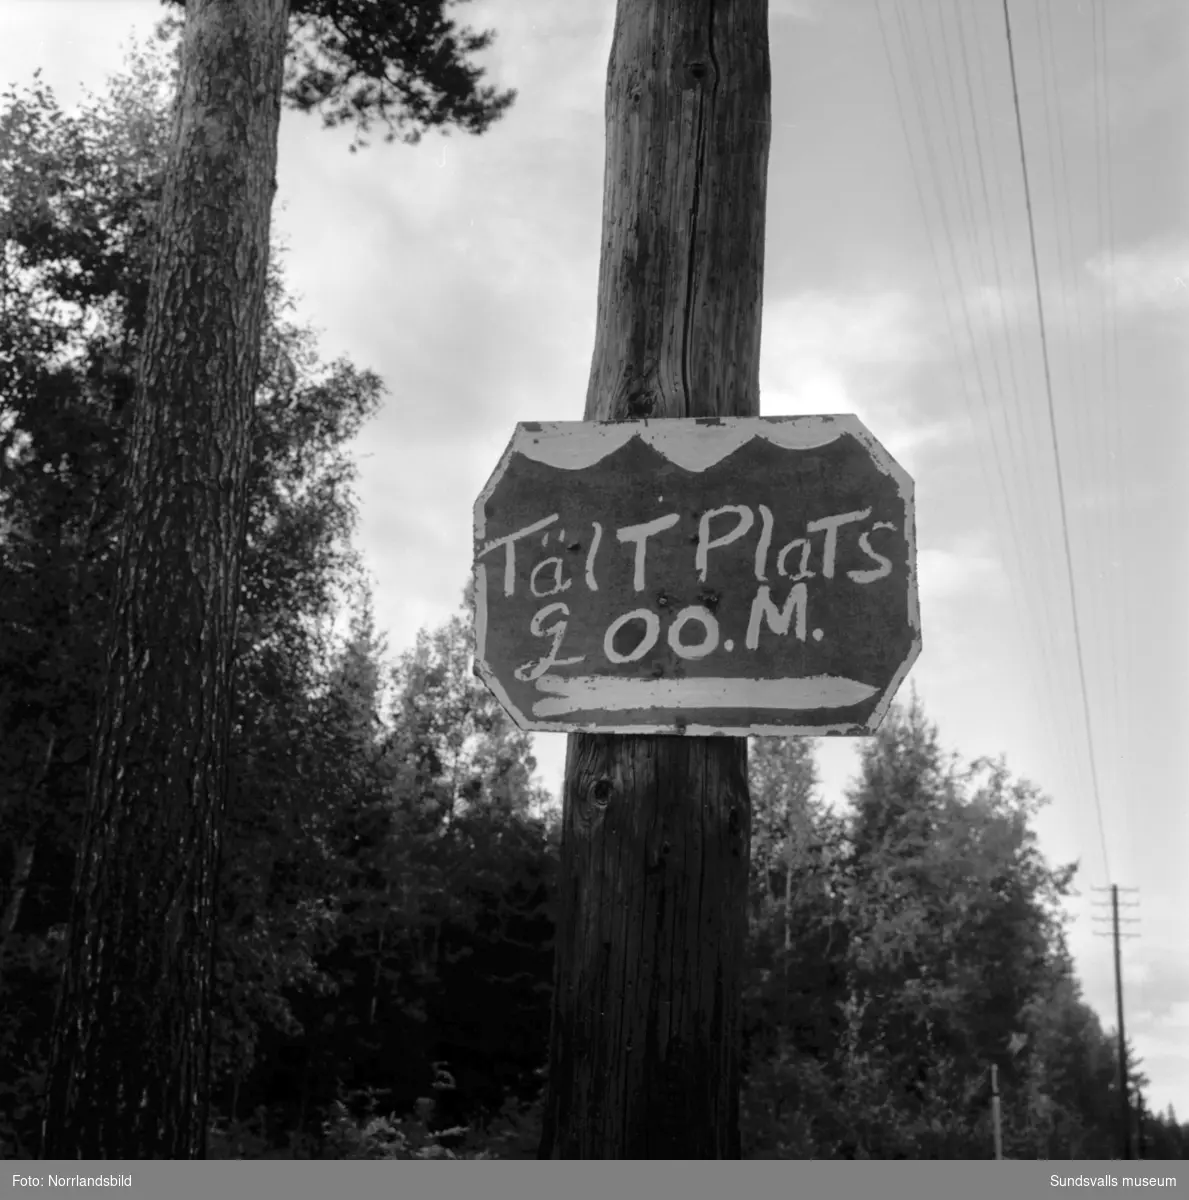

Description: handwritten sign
[472,416,920,736]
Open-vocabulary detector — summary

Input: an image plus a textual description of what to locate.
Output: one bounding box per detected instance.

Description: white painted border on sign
[472,415,921,737]
[531,674,879,717]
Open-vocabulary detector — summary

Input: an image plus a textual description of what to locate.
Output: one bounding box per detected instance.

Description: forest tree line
[1,40,1185,1160]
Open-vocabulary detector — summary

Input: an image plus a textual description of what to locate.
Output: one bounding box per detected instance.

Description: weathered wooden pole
[538,0,771,1159]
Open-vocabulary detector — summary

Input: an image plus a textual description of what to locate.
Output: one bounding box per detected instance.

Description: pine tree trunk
[0,733,53,983]
[0,840,35,979]
[539,0,770,1159]
[784,859,793,951]
[42,0,290,1158]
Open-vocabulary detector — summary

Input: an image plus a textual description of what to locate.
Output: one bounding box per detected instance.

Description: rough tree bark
[0,733,53,984]
[42,0,291,1158]
[0,839,36,980]
[538,0,771,1159]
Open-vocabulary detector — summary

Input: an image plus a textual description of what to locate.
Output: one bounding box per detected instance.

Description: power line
[881,1,1071,774]
[1032,0,1100,597]
[1000,0,1111,882]
[935,5,1028,503]
[873,2,1007,556]
[952,1,1081,793]
[896,0,1038,599]
[1032,0,1113,812]
[1093,0,1131,837]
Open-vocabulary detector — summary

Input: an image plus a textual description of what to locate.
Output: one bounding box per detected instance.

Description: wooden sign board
[473,416,920,736]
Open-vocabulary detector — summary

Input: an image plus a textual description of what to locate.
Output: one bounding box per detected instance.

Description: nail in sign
[472,416,921,736]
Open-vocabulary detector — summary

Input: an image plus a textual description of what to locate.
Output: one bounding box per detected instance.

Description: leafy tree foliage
[161,0,517,149]
[0,41,367,1151]
[738,694,1183,1160]
[20,0,514,1155]
[0,48,178,1003]
[0,40,543,1157]
[740,736,847,1155]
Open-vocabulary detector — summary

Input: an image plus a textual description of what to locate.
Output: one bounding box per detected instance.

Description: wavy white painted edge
[474,415,898,546]
[511,415,852,472]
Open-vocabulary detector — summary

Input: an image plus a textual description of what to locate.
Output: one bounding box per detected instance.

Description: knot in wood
[622,389,655,419]
[728,807,744,856]
[589,777,614,808]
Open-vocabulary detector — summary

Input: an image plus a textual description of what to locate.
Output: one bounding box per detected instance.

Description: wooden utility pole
[1093,883,1140,1162]
[990,1064,1003,1160]
[1111,885,1131,1160]
[538,0,771,1159]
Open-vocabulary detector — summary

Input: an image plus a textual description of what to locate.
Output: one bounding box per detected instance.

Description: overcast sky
[4,0,1186,1118]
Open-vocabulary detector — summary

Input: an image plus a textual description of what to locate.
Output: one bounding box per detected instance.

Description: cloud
[918,543,1008,605]
[763,365,852,416]
[763,289,928,371]
[759,287,962,469]
[961,234,1189,338]
[963,282,1033,332]
[1069,477,1166,516]
[472,3,609,133]
[1159,1000,1189,1032]
[883,418,971,474]
[771,0,824,19]
[1085,236,1189,315]
[764,381,967,481]
[0,2,163,111]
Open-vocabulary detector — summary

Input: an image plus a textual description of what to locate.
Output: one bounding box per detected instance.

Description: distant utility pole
[537,0,771,1159]
[991,1064,1003,1160]
[1093,884,1140,1160]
